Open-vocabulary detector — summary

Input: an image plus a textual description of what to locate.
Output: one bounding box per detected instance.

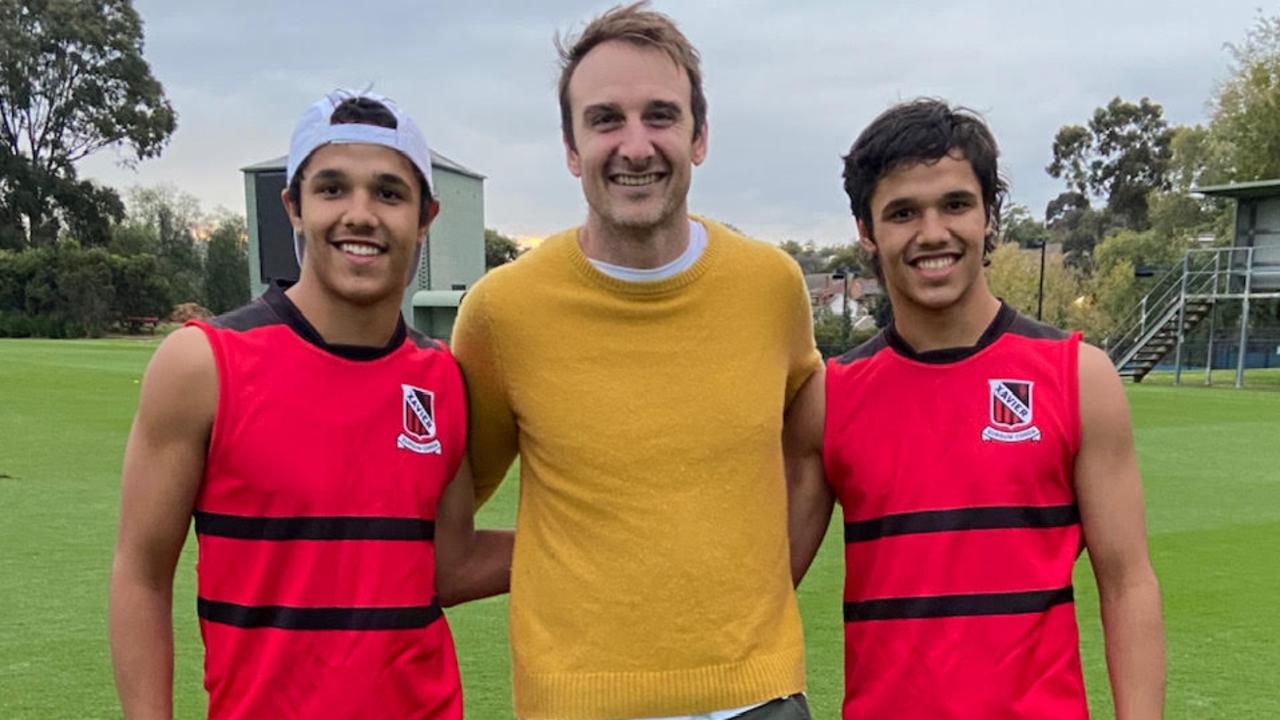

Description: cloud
[78,0,1264,243]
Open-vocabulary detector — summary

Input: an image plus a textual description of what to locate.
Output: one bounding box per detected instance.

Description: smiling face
[283,142,437,308]
[858,152,994,320]
[564,40,707,237]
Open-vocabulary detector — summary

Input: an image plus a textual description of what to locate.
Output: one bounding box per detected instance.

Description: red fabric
[824,328,1087,720]
[190,318,465,720]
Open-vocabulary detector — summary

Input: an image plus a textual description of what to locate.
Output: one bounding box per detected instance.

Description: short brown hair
[556,1,707,150]
[842,99,1008,279]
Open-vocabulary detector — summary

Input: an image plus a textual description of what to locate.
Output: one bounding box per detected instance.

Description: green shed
[241,150,485,339]
[1194,178,1280,291]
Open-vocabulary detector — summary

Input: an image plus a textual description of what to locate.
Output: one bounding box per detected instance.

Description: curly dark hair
[841,99,1008,274]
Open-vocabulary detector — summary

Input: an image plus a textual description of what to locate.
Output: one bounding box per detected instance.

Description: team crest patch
[397,384,442,455]
[982,379,1042,443]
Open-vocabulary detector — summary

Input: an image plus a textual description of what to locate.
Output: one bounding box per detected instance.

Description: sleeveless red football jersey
[824,303,1087,720]
[189,286,465,720]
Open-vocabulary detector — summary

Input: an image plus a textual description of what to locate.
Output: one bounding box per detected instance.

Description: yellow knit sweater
[451,219,821,719]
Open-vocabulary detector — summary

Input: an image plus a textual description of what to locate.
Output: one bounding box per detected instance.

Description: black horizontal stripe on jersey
[194,511,434,541]
[198,597,443,630]
[845,504,1079,544]
[845,586,1074,622]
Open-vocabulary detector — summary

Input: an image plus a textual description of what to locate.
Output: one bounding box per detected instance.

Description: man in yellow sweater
[451,3,823,718]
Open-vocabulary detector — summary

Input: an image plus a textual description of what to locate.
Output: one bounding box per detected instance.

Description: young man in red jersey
[786,99,1165,719]
[109,91,512,719]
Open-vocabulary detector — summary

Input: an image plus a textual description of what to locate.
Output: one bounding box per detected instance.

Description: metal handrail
[1105,248,1246,369]
[1106,256,1204,358]
[1107,263,1183,341]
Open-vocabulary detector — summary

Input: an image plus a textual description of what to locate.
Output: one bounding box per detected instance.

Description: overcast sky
[78,0,1265,245]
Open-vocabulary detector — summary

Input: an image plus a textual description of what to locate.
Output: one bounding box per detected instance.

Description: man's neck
[580,211,691,269]
[891,289,1003,354]
[285,280,403,348]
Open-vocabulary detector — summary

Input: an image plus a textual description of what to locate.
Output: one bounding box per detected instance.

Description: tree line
[999,13,1280,343]
[0,1,248,337]
[0,185,250,337]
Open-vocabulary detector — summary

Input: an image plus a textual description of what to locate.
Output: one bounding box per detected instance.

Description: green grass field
[1,339,1276,718]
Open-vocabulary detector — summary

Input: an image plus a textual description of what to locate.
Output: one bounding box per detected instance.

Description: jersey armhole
[821,357,841,498]
[1067,331,1084,458]
[187,320,230,477]
[443,349,468,484]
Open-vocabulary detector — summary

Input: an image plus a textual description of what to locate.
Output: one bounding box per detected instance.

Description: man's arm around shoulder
[110,326,216,719]
[433,457,513,607]
[1075,342,1165,720]
[785,365,833,586]
[451,286,519,509]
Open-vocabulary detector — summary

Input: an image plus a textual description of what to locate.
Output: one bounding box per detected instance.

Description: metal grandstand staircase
[1105,248,1259,382]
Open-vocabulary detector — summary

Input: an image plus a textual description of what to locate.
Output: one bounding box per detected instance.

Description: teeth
[613,173,661,186]
[339,243,381,256]
[916,256,955,270]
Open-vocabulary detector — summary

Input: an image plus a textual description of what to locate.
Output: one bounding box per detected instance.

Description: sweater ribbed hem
[513,645,806,720]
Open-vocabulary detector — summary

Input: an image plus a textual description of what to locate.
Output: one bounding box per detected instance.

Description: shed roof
[1192,178,1280,200]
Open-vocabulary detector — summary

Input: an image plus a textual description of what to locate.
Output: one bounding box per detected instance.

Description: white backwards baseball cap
[286,90,434,285]
[287,90,434,194]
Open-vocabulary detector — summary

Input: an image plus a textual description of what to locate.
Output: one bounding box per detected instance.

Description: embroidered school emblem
[982,379,1042,443]
[397,384,442,455]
